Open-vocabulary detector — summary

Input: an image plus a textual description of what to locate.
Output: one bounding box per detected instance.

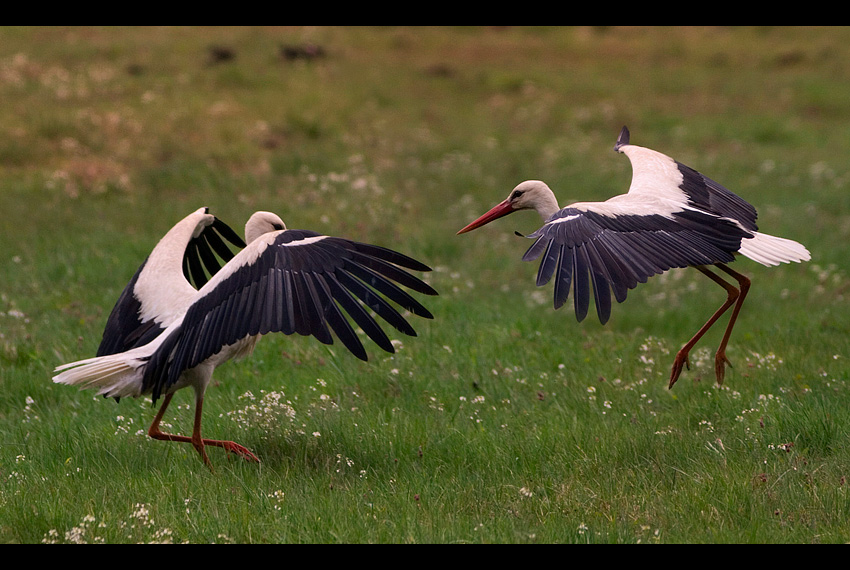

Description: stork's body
[55,208,438,468]
[458,127,810,388]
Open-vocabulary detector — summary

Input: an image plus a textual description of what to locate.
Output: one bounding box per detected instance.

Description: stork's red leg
[189,396,260,465]
[147,392,259,470]
[668,265,740,389]
[712,263,751,385]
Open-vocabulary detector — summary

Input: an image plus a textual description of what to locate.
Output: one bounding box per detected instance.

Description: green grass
[1,26,849,543]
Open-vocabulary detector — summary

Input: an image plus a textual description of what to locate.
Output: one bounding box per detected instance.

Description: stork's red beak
[457,200,515,235]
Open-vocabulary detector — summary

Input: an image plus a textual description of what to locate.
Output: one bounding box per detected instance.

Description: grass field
[1,26,849,543]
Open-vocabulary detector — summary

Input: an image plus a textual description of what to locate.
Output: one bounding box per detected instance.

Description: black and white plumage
[54,208,438,468]
[457,126,810,388]
[95,211,247,358]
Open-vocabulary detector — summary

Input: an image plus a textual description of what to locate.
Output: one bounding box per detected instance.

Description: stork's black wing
[182,218,247,289]
[523,206,753,325]
[96,216,245,357]
[675,161,759,233]
[142,230,438,401]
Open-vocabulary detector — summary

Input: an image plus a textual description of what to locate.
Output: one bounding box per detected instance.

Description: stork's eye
[273,223,284,231]
[510,190,525,201]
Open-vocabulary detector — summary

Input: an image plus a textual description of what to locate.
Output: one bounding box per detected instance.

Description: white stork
[457,126,810,388]
[54,208,438,468]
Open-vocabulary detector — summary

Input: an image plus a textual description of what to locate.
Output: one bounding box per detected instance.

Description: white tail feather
[53,353,146,399]
[738,232,811,267]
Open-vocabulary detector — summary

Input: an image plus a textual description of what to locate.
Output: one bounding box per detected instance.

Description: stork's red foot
[715,351,732,385]
[217,440,260,463]
[668,350,691,389]
[190,438,260,469]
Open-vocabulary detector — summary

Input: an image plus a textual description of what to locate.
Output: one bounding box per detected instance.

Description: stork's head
[457,180,560,234]
[245,211,286,243]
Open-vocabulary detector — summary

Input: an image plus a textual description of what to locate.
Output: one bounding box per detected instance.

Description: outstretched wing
[142,229,438,401]
[522,205,752,325]
[96,215,245,357]
[618,125,760,234]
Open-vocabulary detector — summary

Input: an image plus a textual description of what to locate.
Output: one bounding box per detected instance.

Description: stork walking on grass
[458,126,810,388]
[54,208,438,469]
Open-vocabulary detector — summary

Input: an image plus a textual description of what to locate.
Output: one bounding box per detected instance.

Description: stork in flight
[457,126,810,388]
[54,208,438,469]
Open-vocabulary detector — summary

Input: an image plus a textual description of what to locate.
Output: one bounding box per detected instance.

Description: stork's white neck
[534,193,561,221]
